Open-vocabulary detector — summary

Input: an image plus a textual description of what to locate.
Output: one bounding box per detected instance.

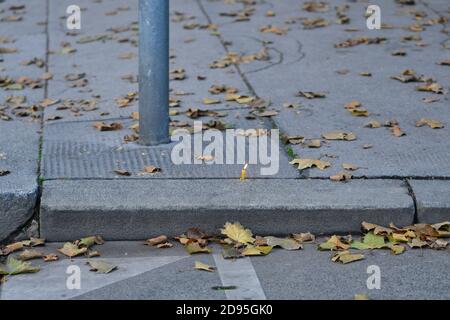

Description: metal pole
[139,0,170,146]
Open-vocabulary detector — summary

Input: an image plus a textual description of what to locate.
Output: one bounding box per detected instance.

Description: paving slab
[40,179,414,241]
[409,179,450,224]
[43,0,251,124]
[41,111,296,180]
[0,0,47,242]
[199,0,450,179]
[1,241,449,300]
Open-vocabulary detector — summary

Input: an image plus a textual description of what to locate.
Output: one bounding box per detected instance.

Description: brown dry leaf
[260,25,289,35]
[146,235,168,246]
[143,165,161,174]
[157,242,173,249]
[416,118,444,129]
[349,109,369,117]
[408,238,428,248]
[296,91,326,99]
[342,163,359,171]
[0,242,23,256]
[92,122,123,131]
[332,251,365,264]
[330,172,352,182]
[335,36,386,48]
[303,1,329,12]
[302,18,329,29]
[429,239,448,250]
[344,101,362,110]
[0,47,18,54]
[304,139,322,148]
[416,83,444,94]
[361,222,393,236]
[318,235,351,251]
[18,249,44,261]
[365,120,381,128]
[58,243,88,258]
[21,238,45,247]
[43,253,59,262]
[113,169,131,176]
[290,158,331,171]
[291,232,316,243]
[322,131,356,141]
[438,59,450,66]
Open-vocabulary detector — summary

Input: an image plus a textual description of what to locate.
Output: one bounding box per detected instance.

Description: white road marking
[0,256,187,300]
[213,254,266,300]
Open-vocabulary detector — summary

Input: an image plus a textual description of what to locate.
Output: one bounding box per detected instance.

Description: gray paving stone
[0,1,46,242]
[40,179,414,241]
[199,0,450,179]
[2,241,449,300]
[0,121,40,241]
[44,0,251,123]
[409,179,450,224]
[41,111,296,179]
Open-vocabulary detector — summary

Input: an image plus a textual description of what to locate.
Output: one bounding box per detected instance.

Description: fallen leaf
[93,122,123,131]
[349,109,369,117]
[221,246,244,259]
[265,237,302,250]
[416,118,444,129]
[195,261,215,272]
[242,245,273,256]
[203,97,221,105]
[113,169,131,176]
[344,101,362,110]
[2,257,40,275]
[365,120,381,128]
[186,242,212,255]
[87,260,117,274]
[318,235,351,251]
[143,165,161,174]
[221,222,255,245]
[408,238,428,248]
[416,83,444,94]
[21,238,45,247]
[330,172,352,182]
[296,91,326,99]
[18,249,44,261]
[0,169,11,177]
[291,232,316,243]
[146,235,168,246]
[156,242,173,249]
[322,131,356,141]
[58,242,88,258]
[76,236,104,248]
[351,232,387,250]
[290,159,331,170]
[332,251,365,264]
[43,253,59,262]
[354,294,370,300]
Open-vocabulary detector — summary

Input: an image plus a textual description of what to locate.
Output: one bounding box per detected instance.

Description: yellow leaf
[221,222,255,244]
[332,251,364,264]
[195,261,215,272]
[242,245,273,256]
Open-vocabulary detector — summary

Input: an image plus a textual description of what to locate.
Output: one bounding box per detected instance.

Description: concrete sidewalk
[1,240,449,300]
[1,0,449,241]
